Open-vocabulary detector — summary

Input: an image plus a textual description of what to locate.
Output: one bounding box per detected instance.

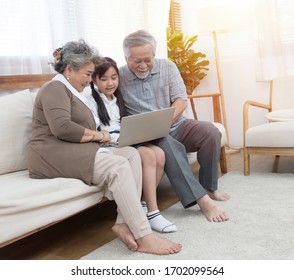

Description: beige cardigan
[28,81,99,185]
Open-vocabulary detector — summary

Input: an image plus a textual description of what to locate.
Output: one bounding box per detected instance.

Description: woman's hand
[97,130,111,143]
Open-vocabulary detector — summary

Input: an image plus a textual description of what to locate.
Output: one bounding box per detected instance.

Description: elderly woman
[28,39,181,255]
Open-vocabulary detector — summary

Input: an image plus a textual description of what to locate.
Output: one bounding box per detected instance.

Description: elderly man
[118,30,230,222]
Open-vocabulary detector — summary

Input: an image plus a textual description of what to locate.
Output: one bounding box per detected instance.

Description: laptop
[101,107,175,148]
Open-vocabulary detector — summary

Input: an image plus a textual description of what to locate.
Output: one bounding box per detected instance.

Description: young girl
[89,57,177,233]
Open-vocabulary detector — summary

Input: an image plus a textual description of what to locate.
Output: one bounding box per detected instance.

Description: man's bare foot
[206,189,230,201]
[112,223,138,251]
[136,234,182,255]
[197,194,229,222]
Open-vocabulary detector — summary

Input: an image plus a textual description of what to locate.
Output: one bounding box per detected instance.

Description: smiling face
[92,66,119,100]
[66,62,94,92]
[125,43,155,79]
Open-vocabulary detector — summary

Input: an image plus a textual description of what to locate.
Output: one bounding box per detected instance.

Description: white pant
[92,146,151,239]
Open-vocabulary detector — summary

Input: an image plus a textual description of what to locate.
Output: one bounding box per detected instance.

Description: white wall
[179,0,271,148]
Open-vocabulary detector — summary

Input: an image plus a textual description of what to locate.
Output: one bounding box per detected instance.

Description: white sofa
[0,75,109,248]
[0,74,228,248]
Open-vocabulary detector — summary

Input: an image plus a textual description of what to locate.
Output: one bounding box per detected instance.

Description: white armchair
[243,75,294,175]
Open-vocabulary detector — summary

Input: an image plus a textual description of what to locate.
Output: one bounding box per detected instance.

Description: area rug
[81,171,294,260]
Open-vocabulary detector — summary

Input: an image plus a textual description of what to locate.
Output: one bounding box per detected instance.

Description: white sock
[141,201,148,215]
[147,210,177,233]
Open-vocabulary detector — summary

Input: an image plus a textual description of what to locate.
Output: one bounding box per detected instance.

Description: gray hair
[122,30,156,58]
[53,39,102,73]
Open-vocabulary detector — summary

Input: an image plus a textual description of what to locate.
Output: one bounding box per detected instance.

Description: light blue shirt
[118,58,187,131]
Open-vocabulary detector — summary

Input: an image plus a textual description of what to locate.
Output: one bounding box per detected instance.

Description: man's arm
[171,99,187,123]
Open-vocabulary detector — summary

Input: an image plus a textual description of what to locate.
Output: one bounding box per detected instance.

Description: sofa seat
[246,121,294,147]
[0,170,106,245]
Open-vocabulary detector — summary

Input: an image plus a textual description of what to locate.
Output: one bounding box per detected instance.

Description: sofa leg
[272,155,280,173]
[244,148,250,176]
[219,146,228,174]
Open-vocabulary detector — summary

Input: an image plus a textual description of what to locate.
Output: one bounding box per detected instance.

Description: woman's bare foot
[112,223,138,251]
[197,194,229,222]
[206,189,230,201]
[136,234,182,255]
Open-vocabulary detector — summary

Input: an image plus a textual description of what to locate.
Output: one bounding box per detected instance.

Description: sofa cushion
[246,121,294,147]
[0,89,34,175]
[0,170,107,244]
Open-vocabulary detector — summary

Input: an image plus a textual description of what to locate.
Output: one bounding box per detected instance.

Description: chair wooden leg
[244,148,250,176]
[219,146,228,174]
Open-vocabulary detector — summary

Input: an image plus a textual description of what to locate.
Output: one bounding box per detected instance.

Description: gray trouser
[154,119,221,208]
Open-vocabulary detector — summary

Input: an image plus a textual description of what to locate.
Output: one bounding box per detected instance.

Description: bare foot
[112,223,138,251]
[137,234,182,255]
[206,189,230,201]
[197,194,229,222]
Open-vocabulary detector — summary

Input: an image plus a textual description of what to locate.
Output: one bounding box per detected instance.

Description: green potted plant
[166,27,209,95]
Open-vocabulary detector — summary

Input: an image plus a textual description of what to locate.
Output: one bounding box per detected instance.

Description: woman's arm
[81,128,111,143]
[40,82,110,143]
